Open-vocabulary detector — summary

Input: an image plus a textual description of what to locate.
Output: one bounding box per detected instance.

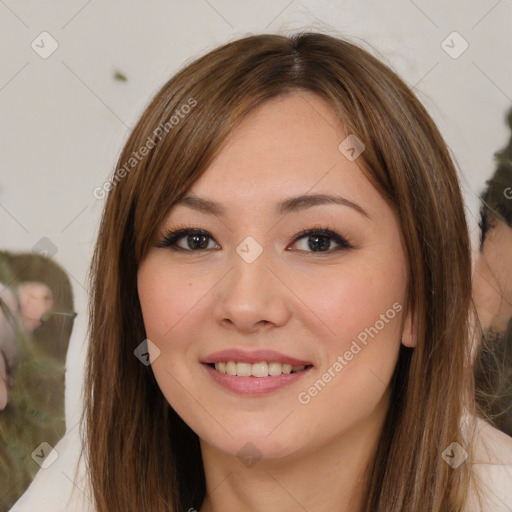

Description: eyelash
[156,224,354,255]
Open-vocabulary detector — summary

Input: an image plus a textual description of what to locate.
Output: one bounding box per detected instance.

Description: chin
[195,417,311,463]
[210,435,301,463]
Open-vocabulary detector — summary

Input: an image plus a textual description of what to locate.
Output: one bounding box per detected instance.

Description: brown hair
[84,32,475,511]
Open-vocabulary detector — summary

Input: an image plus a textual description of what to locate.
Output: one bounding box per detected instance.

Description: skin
[473,219,512,333]
[17,282,54,332]
[137,92,415,512]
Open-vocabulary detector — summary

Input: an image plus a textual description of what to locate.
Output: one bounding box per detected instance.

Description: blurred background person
[0,252,75,511]
[17,282,54,333]
[8,253,74,364]
[473,107,512,436]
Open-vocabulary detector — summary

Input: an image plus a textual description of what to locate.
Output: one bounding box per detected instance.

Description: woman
[83,32,512,511]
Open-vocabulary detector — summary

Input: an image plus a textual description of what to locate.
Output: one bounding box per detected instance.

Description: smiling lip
[200,348,313,396]
[201,348,313,366]
[201,363,313,395]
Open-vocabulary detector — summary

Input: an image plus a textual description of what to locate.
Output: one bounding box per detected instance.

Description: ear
[401,305,417,348]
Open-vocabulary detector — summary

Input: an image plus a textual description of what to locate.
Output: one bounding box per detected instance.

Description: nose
[213,246,292,334]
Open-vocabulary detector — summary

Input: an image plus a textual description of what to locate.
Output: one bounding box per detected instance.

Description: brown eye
[157,229,220,251]
[157,227,352,254]
[290,228,352,253]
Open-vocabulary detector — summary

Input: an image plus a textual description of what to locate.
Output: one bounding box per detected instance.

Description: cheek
[139,263,182,333]
[137,257,229,442]
[292,274,405,446]
[33,298,53,317]
[23,299,39,318]
[291,255,406,355]
[137,256,214,354]
[290,254,406,413]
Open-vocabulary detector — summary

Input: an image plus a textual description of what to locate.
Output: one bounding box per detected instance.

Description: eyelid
[290,227,353,250]
[156,224,354,253]
[156,226,220,250]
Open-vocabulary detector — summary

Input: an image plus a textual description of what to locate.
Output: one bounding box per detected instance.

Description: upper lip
[201,348,313,367]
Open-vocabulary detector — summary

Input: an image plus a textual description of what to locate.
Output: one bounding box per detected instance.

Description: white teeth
[213,361,308,377]
[268,362,282,376]
[251,362,268,377]
[226,361,237,375]
[236,362,252,377]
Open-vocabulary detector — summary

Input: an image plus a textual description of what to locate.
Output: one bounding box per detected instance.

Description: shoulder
[465,417,512,511]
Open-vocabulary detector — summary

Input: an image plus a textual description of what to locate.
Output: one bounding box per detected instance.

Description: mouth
[200,349,314,394]
[204,361,314,377]
[201,361,314,396]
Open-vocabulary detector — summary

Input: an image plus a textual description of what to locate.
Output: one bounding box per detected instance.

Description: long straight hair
[83,32,474,511]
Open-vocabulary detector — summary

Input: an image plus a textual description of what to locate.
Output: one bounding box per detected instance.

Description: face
[473,219,512,332]
[18,282,54,332]
[137,92,413,462]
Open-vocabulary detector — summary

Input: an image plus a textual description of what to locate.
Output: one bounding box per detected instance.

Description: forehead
[180,92,383,219]
[18,282,53,296]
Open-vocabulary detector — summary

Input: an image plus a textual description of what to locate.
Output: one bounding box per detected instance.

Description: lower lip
[201,363,312,395]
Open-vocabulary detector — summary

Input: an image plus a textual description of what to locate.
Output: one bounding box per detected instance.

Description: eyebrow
[173,193,370,219]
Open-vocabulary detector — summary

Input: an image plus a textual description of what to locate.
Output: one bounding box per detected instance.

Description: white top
[9,416,512,511]
[465,418,512,511]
